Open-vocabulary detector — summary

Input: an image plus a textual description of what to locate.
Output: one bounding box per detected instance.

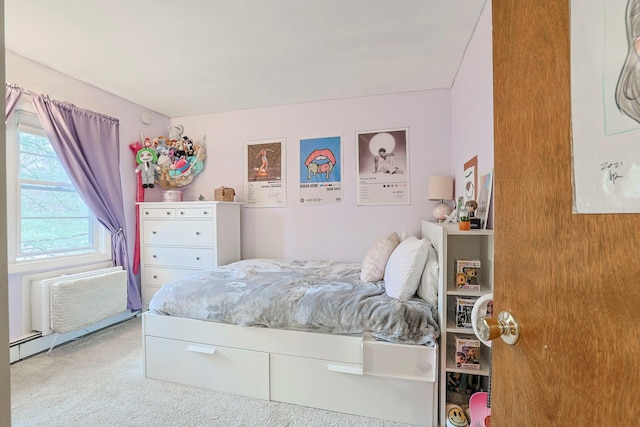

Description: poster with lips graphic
[298,136,343,205]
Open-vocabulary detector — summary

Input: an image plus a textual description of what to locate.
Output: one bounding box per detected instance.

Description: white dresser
[138,201,241,309]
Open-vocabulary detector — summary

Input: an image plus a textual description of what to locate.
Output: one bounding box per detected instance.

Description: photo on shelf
[476,168,493,230]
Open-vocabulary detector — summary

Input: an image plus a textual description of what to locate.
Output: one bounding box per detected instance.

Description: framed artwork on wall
[355,128,410,206]
[243,138,286,207]
[298,135,343,206]
[464,156,478,202]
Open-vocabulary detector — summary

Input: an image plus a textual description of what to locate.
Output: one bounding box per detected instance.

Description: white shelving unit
[421,220,494,425]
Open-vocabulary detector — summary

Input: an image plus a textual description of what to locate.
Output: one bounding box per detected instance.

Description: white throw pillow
[384,236,429,301]
[360,232,401,282]
[416,242,439,305]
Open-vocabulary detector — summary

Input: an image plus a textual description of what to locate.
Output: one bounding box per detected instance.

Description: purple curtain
[31,94,141,310]
[6,83,24,120]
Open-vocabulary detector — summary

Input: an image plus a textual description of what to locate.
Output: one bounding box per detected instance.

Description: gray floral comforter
[148,258,439,346]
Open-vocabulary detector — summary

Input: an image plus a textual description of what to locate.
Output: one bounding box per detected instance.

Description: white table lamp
[428,176,454,221]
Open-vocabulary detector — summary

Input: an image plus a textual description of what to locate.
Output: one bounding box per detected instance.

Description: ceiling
[5,0,487,118]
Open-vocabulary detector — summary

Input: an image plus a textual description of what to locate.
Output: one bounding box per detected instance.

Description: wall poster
[243,138,286,207]
[298,136,343,206]
[356,128,410,206]
[571,0,640,213]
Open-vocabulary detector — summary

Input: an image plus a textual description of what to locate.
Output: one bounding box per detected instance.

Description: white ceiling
[5,0,487,118]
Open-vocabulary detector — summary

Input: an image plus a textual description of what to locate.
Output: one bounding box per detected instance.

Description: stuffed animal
[135,147,160,188]
[168,124,184,141]
[183,136,195,156]
[173,139,187,159]
[156,145,171,167]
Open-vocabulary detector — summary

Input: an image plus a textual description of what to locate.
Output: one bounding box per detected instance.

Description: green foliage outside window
[18,131,94,259]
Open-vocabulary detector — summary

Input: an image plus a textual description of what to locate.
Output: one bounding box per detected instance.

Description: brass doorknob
[477,311,520,345]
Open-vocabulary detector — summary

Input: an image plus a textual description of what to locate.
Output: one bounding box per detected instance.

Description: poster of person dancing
[244,138,286,207]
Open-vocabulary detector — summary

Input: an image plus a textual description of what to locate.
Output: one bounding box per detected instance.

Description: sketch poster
[298,136,342,206]
[243,138,286,207]
[570,0,640,213]
[356,128,410,206]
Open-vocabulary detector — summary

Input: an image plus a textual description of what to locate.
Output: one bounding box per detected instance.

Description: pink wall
[142,91,452,262]
[451,1,494,227]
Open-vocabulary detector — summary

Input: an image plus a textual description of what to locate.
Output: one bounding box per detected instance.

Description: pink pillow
[360,232,400,282]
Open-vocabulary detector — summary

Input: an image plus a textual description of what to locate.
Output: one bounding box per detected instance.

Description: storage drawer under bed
[270,353,436,426]
[363,334,437,382]
[145,336,269,400]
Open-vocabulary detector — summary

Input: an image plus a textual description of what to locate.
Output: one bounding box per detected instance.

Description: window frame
[6,100,112,274]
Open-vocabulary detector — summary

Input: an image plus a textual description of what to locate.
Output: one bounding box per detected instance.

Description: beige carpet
[10,317,416,427]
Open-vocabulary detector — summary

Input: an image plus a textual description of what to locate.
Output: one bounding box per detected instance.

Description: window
[6,105,111,272]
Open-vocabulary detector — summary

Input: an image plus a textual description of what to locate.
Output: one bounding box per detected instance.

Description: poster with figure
[570,0,640,213]
[356,128,410,206]
[243,138,286,207]
[298,136,343,206]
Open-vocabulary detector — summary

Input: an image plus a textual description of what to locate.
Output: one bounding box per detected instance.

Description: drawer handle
[166,211,171,215]
[153,275,158,279]
[196,257,201,261]
[179,211,185,215]
[416,361,433,374]
[152,231,157,234]
[152,255,157,258]
[144,211,149,215]
[327,364,363,376]
[187,345,216,355]
[196,232,200,236]
[203,211,209,215]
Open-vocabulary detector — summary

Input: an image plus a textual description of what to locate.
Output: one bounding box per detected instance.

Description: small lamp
[428,176,454,221]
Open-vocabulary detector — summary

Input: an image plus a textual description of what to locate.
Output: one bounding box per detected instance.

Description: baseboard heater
[31,266,128,338]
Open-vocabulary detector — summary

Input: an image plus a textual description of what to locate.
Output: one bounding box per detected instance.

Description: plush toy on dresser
[135,147,160,188]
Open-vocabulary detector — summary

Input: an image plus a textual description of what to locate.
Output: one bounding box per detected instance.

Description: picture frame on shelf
[463,156,478,202]
[476,169,493,230]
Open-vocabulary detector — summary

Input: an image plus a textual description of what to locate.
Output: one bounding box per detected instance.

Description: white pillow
[360,232,400,282]
[384,236,429,301]
[417,242,439,305]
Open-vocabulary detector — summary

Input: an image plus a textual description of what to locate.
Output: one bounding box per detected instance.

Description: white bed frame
[143,312,438,426]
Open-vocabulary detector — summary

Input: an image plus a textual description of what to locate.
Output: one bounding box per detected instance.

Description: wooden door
[492,1,640,425]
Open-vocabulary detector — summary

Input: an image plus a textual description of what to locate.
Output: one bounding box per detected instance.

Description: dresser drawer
[142,285,161,310]
[141,208,176,218]
[176,207,214,218]
[145,336,269,400]
[363,335,436,382]
[143,246,214,268]
[142,267,204,309]
[142,266,198,287]
[142,220,213,246]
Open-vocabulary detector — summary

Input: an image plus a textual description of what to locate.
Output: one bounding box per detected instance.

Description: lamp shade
[428,176,454,201]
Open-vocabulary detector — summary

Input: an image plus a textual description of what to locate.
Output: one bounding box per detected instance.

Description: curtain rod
[6,82,35,97]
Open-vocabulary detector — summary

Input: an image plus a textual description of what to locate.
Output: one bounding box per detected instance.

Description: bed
[142,234,440,426]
